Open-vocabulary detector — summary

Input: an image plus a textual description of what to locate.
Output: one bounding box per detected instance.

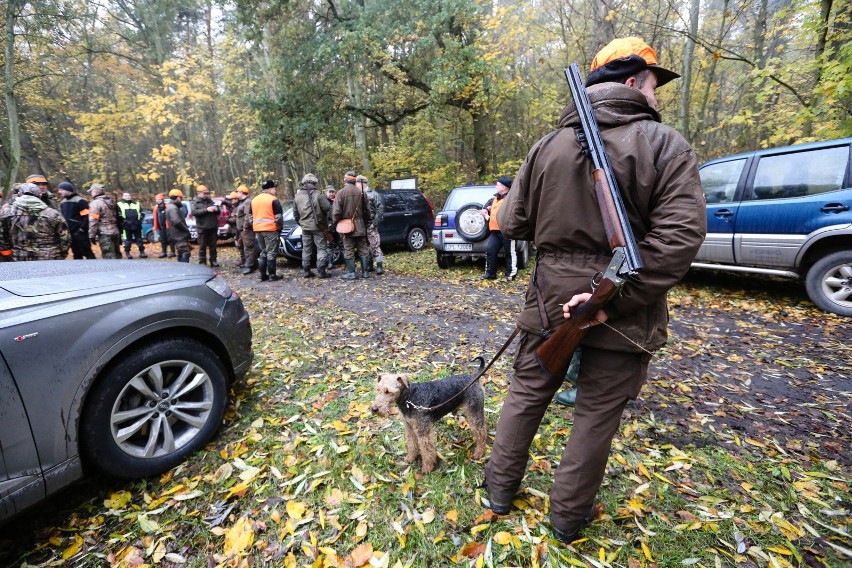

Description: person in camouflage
[293,173,332,278]
[357,175,385,274]
[87,183,123,259]
[234,185,257,274]
[166,189,192,262]
[25,175,58,210]
[0,183,70,261]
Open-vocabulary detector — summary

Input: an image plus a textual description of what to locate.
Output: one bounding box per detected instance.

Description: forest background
[1,0,850,206]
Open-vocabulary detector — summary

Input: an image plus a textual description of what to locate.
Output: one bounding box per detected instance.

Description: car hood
[0,260,214,297]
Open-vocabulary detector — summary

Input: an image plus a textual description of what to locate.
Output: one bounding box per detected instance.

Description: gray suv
[0,261,252,522]
[692,138,851,315]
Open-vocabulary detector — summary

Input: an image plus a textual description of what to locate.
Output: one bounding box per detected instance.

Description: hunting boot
[367,258,374,272]
[125,249,133,259]
[375,255,384,275]
[360,256,371,279]
[341,258,357,280]
[210,253,219,267]
[139,246,148,259]
[178,253,190,263]
[242,263,254,275]
[258,257,269,281]
[303,266,315,278]
[317,265,330,279]
[268,262,283,281]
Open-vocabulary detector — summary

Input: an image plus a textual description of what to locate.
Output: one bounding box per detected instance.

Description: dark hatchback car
[279,189,435,262]
[692,137,852,315]
[0,261,252,523]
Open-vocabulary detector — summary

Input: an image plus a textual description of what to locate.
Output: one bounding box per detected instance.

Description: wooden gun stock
[534,276,620,379]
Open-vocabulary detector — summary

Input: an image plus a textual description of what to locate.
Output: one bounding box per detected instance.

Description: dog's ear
[396,375,410,389]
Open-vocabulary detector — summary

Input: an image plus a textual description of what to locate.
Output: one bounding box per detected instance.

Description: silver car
[0,261,252,523]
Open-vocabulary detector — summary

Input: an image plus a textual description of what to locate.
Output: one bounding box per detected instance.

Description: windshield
[282,206,295,221]
[444,186,496,210]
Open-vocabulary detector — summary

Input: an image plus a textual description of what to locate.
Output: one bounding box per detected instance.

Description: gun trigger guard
[590,271,603,292]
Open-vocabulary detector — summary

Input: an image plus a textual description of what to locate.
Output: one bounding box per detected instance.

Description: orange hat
[588,37,680,87]
[236,184,249,194]
[196,184,209,193]
[155,193,165,199]
[26,174,48,184]
[169,189,184,198]
[229,191,238,199]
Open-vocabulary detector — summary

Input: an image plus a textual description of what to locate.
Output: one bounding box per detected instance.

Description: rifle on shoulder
[534,63,643,380]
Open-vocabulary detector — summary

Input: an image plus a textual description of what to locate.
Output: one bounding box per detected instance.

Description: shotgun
[533,63,643,380]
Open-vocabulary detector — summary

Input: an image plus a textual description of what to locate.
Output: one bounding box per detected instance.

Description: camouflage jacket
[0,195,71,261]
[234,197,253,232]
[89,194,121,237]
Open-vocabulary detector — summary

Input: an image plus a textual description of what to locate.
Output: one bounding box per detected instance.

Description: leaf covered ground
[1,247,850,568]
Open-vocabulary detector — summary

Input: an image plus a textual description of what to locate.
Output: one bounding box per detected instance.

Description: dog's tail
[470,356,485,373]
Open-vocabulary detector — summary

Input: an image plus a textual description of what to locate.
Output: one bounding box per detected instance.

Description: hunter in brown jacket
[485,37,707,544]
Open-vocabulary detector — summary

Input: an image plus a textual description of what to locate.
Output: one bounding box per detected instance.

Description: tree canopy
[2,0,850,203]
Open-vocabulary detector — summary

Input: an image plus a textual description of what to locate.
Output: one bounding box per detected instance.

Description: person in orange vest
[251,179,284,281]
[480,176,517,281]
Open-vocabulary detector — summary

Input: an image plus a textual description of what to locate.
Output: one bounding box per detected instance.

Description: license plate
[445,243,472,251]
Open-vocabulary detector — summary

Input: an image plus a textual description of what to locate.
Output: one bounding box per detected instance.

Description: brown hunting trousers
[485,331,650,532]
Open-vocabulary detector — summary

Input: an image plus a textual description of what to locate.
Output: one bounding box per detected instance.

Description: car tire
[436,252,456,269]
[455,203,489,242]
[80,338,228,479]
[516,241,529,269]
[145,230,159,244]
[406,227,428,251]
[805,251,852,316]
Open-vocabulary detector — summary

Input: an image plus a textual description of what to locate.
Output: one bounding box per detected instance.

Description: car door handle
[821,203,849,213]
[714,209,735,218]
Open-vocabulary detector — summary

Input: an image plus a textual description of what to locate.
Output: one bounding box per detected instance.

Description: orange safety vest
[489,195,506,231]
[252,192,277,232]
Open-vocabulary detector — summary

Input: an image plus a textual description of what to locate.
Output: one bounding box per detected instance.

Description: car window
[445,187,495,210]
[282,206,295,221]
[699,159,746,203]
[401,192,424,211]
[751,146,849,200]
[383,193,405,213]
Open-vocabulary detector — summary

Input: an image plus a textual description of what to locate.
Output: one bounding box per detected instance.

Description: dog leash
[406,326,521,412]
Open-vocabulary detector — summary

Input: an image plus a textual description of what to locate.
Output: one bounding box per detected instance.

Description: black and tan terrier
[370,359,488,472]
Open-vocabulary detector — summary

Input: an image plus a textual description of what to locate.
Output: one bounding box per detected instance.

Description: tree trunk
[678,0,700,140]
[346,62,370,174]
[3,0,20,198]
[471,110,488,179]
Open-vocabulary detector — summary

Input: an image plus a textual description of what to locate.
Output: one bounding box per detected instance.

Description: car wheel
[455,203,489,242]
[805,251,852,316]
[436,252,455,269]
[406,227,428,251]
[516,241,529,269]
[145,230,159,244]
[80,338,228,479]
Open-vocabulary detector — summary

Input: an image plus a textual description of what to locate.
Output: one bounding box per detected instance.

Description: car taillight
[207,274,237,299]
[434,214,448,228]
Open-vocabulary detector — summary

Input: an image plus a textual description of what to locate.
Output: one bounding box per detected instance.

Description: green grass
[2,247,849,568]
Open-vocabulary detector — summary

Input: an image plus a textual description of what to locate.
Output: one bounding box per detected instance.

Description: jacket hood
[558,82,660,129]
[14,195,48,213]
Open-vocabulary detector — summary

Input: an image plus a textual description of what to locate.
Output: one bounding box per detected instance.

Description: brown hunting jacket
[498,82,707,353]
[332,183,371,237]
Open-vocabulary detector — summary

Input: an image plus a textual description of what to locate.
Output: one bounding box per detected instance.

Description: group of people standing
[0,177,218,264]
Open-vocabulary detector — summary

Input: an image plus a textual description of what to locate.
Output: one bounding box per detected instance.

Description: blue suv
[692,137,852,315]
[432,185,532,270]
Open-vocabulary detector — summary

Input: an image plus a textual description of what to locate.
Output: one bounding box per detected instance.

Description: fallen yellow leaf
[224,517,254,557]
